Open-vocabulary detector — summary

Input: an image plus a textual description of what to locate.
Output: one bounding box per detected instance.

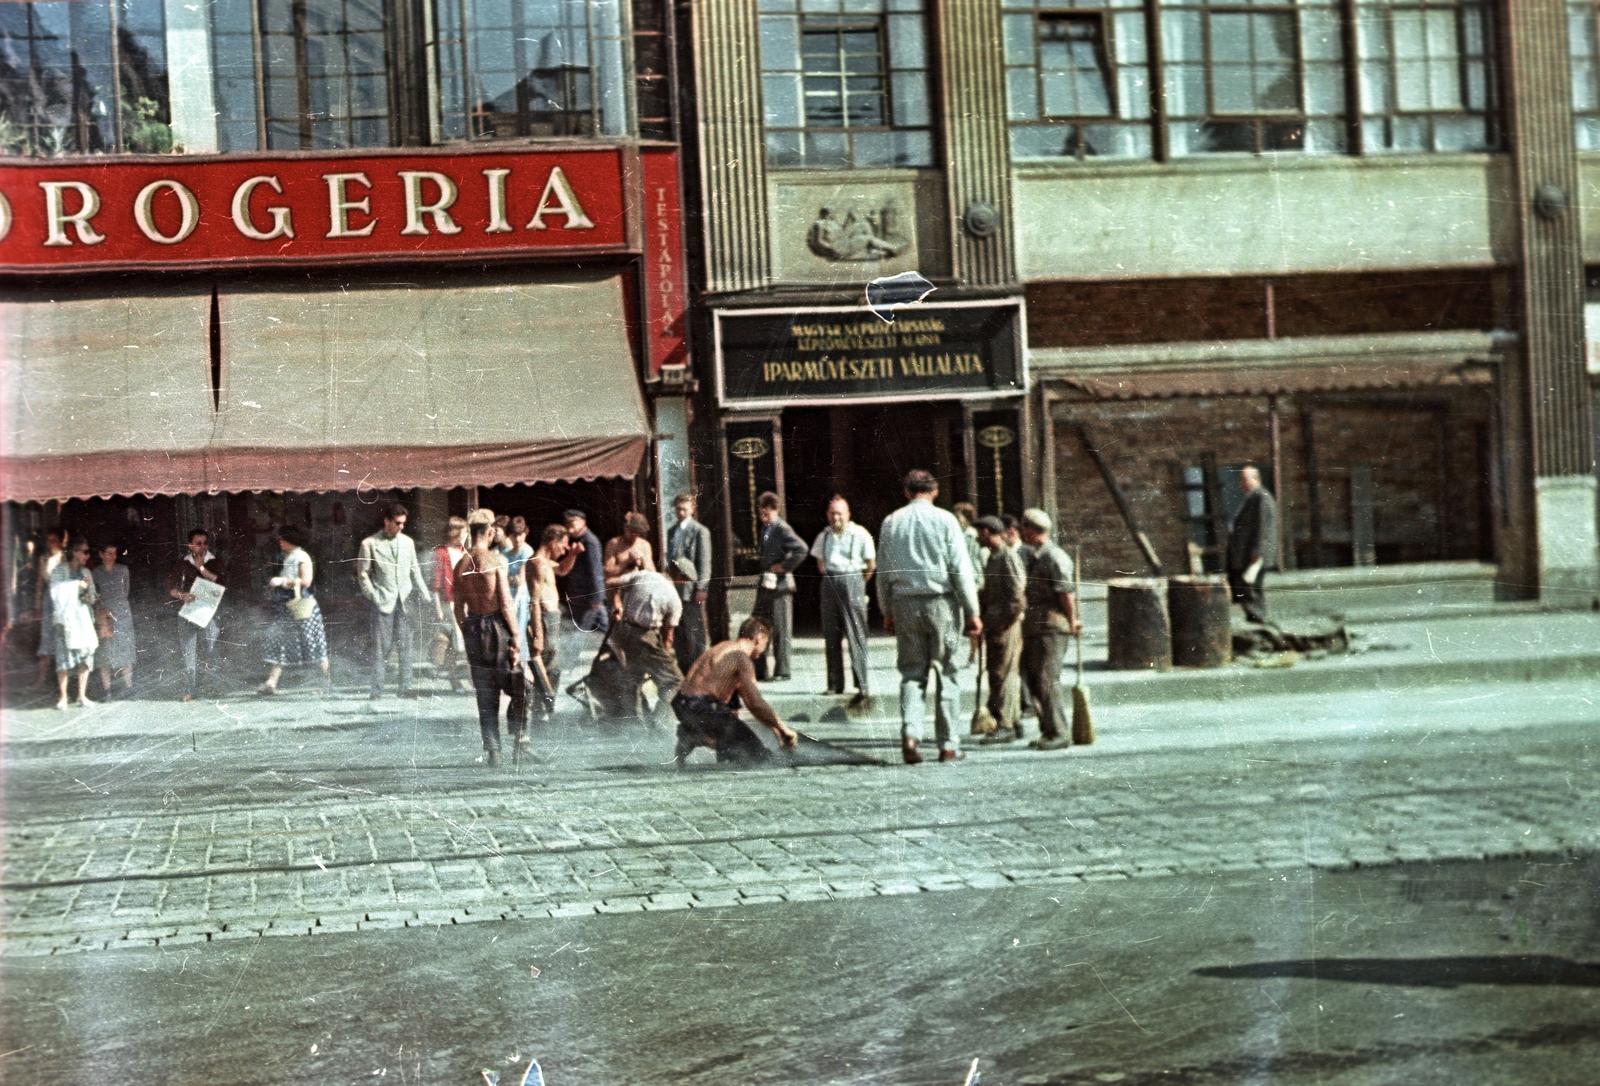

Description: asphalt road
[3,665,1598,1085]
[3,856,1597,1086]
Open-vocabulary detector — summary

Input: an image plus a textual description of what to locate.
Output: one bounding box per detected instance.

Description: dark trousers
[984,622,1023,732]
[675,597,708,674]
[178,617,221,693]
[821,574,870,694]
[462,614,525,751]
[1021,628,1069,741]
[1228,568,1268,623]
[528,609,561,721]
[671,692,769,765]
[370,601,415,694]
[612,622,684,728]
[752,588,793,680]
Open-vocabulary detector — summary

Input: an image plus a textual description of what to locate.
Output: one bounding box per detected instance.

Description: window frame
[1355,0,1499,155]
[0,0,174,155]
[757,2,935,173]
[1002,0,1500,164]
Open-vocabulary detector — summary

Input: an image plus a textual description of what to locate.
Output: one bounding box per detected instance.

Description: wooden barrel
[1168,575,1232,668]
[1106,578,1171,670]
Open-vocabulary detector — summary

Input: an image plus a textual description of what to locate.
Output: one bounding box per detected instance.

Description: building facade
[0,0,692,621]
[682,0,1598,626]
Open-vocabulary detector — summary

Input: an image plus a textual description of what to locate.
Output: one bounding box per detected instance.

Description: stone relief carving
[806,203,910,261]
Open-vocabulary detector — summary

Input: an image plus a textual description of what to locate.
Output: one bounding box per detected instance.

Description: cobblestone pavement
[4,702,1595,957]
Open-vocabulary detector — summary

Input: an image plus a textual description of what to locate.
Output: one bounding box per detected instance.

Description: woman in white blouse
[258,526,332,694]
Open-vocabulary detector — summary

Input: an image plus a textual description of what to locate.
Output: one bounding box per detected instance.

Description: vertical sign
[724,418,778,576]
[641,148,688,373]
[973,408,1023,519]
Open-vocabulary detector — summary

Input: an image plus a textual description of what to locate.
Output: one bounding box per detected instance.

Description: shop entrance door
[780,403,968,632]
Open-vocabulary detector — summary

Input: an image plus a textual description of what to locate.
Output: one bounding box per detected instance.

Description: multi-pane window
[1,0,647,154]
[1005,0,1151,160]
[261,0,391,149]
[1163,0,1345,154]
[1356,0,1496,153]
[1570,2,1600,148]
[1004,0,1496,161]
[436,0,631,141]
[0,0,171,155]
[759,0,933,169]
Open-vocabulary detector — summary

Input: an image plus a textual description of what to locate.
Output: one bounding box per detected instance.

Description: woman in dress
[34,527,66,686]
[92,542,137,697]
[258,526,332,694]
[49,539,98,708]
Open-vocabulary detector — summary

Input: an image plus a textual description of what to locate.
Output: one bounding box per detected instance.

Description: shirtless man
[671,616,798,768]
[526,524,577,720]
[603,512,655,611]
[453,520,527,766]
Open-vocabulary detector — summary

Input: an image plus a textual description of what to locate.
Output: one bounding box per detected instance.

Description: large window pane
[0,0,172,154]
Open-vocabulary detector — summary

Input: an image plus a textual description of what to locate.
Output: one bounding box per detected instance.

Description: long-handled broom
[970,638,997,735]
[1071,545,1095,745]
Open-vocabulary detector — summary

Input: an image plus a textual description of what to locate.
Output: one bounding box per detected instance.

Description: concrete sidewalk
[756,605,1600,721]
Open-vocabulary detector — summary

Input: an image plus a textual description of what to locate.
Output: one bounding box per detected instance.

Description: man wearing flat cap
[975,515,1027,744]
[1018,508,1081,751]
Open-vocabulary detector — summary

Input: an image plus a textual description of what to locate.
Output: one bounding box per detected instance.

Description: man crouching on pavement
[454,519,527,766]
[671,616,798,768]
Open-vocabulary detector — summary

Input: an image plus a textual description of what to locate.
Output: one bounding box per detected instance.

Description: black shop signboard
[714,299,1025,407]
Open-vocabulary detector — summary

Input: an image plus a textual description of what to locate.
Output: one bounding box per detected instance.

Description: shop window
[1571,2,1600,148]
[1004,1,1152,161]
[758,0,933,170]
[0,0,172,155]
[1355,0,1497,153]
[1162,0,1345,156]
[435,0,632,142]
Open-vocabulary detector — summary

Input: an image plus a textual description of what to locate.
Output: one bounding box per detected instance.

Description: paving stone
[548,903,598,917]
[157,933,210,946]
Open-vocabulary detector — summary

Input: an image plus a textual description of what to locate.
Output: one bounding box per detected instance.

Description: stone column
[691,0,771,292]
[1503,0,1598,604]
[936,0,1016,287]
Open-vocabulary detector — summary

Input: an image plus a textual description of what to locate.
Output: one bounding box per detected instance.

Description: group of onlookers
[29,528,139,708]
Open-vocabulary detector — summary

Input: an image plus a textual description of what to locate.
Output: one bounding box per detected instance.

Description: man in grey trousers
[811,495,876,708]
[666,492,713,674]
[356,502,432,699]
[875,470,981,764]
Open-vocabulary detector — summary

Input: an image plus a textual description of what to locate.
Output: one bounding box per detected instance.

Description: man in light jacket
[357,502,432,699]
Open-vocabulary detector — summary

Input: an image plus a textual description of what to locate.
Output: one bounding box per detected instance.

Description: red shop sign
[0,147,628,272]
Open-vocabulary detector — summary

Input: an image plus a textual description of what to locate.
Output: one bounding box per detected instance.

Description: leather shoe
[901,739,923,765]
[938,748,966,762]
[1030,736,1071,751]
[847,692,873,712]
[980,727,1017,745]
[484,749,502,767]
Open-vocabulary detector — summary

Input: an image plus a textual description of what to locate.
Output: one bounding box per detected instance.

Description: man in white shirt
[876,470,981,764]
[810,495,876,708]
[607,567,684,731]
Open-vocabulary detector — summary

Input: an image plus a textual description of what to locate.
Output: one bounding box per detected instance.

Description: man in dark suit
[752,491,807,681]
[1227,465,1279,624]
[666,492,713,673]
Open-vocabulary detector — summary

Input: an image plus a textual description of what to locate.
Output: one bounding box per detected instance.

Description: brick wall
[1028,270,1503,349]
[1050,390,1493,584]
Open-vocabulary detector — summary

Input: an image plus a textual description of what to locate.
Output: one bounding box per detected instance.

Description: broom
[970,638,997,735]
[1070,545,1095,745]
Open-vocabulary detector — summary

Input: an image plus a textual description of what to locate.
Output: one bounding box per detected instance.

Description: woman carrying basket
[258,526,332,695]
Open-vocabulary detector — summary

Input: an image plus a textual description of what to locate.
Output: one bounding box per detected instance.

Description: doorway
[780,402,968,632]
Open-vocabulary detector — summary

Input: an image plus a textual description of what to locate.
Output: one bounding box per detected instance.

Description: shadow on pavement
[1196,955,1600,988]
